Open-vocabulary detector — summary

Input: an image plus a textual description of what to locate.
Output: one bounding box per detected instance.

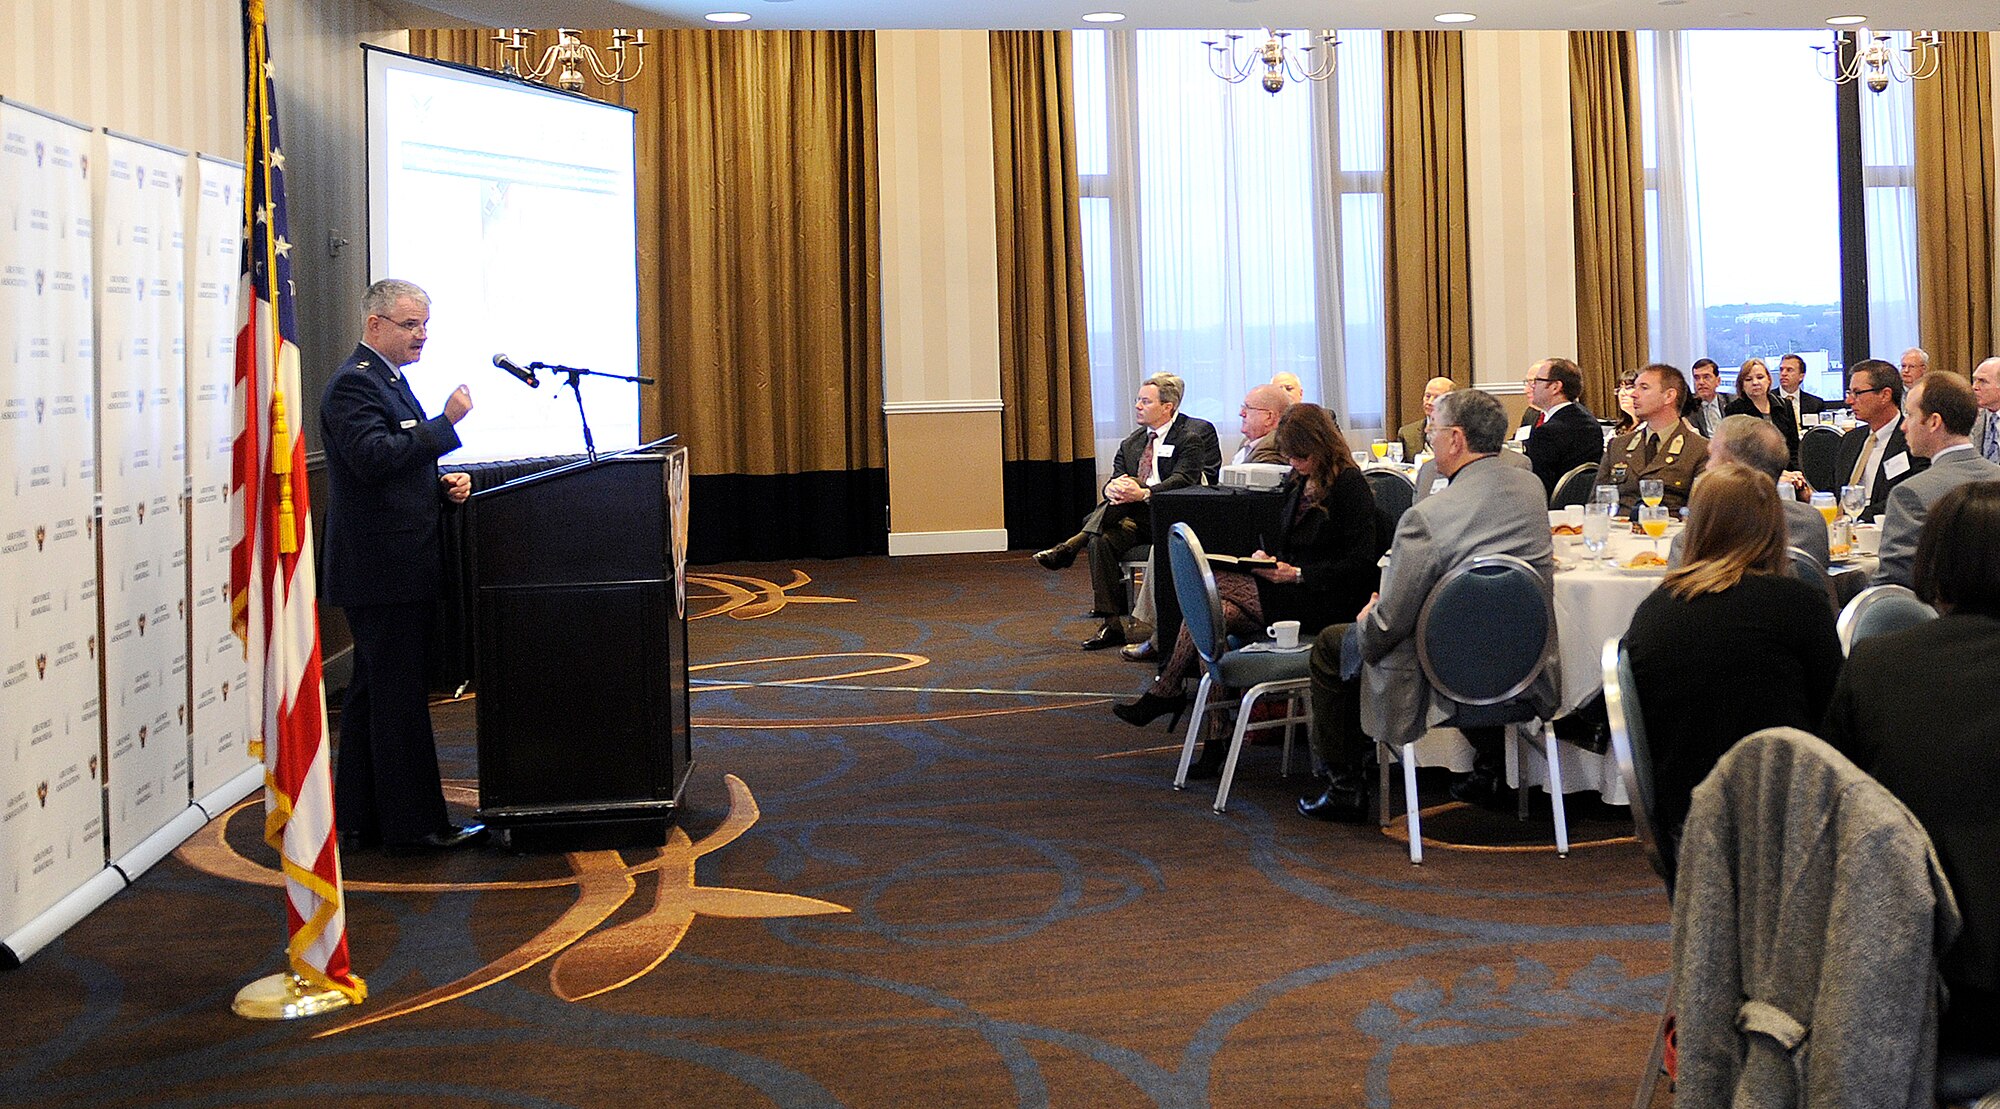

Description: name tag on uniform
[1154,442,1176,458]
[1430,477,1449,495]
[400,419,419,429]
[1883,451,1911,480]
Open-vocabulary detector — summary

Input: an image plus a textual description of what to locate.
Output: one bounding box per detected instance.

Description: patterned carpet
[0,552,1672,1107]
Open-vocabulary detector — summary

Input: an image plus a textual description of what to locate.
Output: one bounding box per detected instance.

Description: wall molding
[887,528,1011,556]
[883,399,1005,414]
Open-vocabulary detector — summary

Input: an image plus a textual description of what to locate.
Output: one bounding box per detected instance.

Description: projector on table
[1219,463,1290,489]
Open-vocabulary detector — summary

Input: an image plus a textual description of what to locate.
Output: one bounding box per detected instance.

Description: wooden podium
[466,440,692,849]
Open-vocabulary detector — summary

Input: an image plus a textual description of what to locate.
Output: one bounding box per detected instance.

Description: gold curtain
[1915,32,1996,376]
[988,31,1098,546]
[1568,31,1647,407]
[1382,31,1470,432]
[411,30,886,559]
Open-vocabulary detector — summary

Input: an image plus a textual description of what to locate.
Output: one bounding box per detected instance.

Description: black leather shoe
[1120,640,1158,662]
[1448,772,1515,812]
[1113,691,1185,727]
[1082,623,1126,651]
[385,822,488,856]
[1034,543,1078,571]
[1298,782,1372,823]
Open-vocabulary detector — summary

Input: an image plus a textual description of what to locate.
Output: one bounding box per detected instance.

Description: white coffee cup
[1267,619,1301,649]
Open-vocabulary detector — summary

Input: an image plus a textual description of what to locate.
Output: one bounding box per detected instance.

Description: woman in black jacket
[1624,462,1842,840]
[1113,404,1381,770]
[1723,357,1801,467]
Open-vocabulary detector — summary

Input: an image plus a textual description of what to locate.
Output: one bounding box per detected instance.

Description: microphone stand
[533,362,655,463]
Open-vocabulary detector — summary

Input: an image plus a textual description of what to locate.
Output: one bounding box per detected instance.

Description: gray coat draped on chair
[1671,728,1960,1109]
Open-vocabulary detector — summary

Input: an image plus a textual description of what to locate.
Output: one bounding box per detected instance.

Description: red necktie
[1138,432,1157,483]
[1535,410,1546,428]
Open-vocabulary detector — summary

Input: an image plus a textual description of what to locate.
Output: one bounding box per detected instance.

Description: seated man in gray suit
[1970,356,2000,464]
[1670,415,1831,570]
[1035,372,1221,650]
[1874,371,2000,588]
[1298,388,1557,821]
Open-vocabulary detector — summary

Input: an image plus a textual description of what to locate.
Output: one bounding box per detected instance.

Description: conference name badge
[1883,452,1911,480]
[1154,442,1176,458]
[400,419,418,429]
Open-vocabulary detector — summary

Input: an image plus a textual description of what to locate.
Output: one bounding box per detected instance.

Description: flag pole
[231,0,361,1020]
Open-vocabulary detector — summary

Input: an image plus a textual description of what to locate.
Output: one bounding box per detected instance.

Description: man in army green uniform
[1594,363,1709,515]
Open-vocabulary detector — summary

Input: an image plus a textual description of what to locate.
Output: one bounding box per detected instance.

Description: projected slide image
[368,49,640,463]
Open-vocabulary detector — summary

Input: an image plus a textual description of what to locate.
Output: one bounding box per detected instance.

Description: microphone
[491,353,540,389]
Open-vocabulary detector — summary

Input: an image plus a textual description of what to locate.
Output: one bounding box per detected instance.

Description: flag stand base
[232,972,356,1021]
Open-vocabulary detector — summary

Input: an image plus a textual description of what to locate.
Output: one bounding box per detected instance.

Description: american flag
[230,0,364,1005]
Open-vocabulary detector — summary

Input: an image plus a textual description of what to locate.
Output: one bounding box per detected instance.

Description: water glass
[1386,441,1405,464]
[1593,484,1619,510]
[1581,503,1613,566]
[1840,483,1867,520]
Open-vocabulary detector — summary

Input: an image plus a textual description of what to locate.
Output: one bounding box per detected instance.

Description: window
[1641,30,1917,400]
[1071,29,1386,466]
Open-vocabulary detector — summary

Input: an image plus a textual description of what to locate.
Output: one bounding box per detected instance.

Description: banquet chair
[1549,463,1600,509]
[1834,583,1936,656]
[1363,467,1417,536]
[1398,555,1565,865]
[1603,637,1676,1109]
[1787,545,1837,611]
[1797,425,1843,495]
[1165,523,1310,813]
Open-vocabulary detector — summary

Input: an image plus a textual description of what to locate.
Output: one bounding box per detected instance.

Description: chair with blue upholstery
[1165,523,1311,813]
[1363,467,1417,537]
[1797,425,1844,495]
[1603,636,1676,1109]
[1788,545,1837,611]
[1395,554,1565,865]
[1549,463,1599,509]
[1835,583,1936,656]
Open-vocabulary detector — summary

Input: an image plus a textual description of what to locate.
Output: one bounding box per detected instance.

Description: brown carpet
[0,551,1671,1107]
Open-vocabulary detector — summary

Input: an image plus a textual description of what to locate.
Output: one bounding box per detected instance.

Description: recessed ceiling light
[706,11,752,21]
[1825,13,1868,23]
[1081,11,1126,21]
[1434,11,1477,22]
[1657,1,1686,7]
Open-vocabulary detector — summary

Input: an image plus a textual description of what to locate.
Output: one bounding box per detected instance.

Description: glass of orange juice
[1638,505,1669,555]
[1370,439,1390,461]
[1811,491,1837,524]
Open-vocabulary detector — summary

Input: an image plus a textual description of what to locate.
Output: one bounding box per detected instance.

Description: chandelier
[1203,30,1339,95]
[1812,29,1941,93]
[493,28,649,92]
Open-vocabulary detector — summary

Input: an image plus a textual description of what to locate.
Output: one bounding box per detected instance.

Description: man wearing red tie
[1035,373,1220,650]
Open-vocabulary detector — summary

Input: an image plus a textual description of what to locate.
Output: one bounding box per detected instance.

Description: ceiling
[380,0,1998,33]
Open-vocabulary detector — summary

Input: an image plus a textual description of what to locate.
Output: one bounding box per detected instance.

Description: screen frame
[360,43,642,463]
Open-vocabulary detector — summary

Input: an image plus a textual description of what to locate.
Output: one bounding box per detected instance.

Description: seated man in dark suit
[1833,358,1928,522]
[1776,353,1825,417]
[1684,358,1728,437]
[1035,372,1220,650]
[1522,357,1604,495]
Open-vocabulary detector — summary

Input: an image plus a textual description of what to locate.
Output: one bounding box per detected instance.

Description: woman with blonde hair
[1621,462,1842,839]
[1724,357,1801,466]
